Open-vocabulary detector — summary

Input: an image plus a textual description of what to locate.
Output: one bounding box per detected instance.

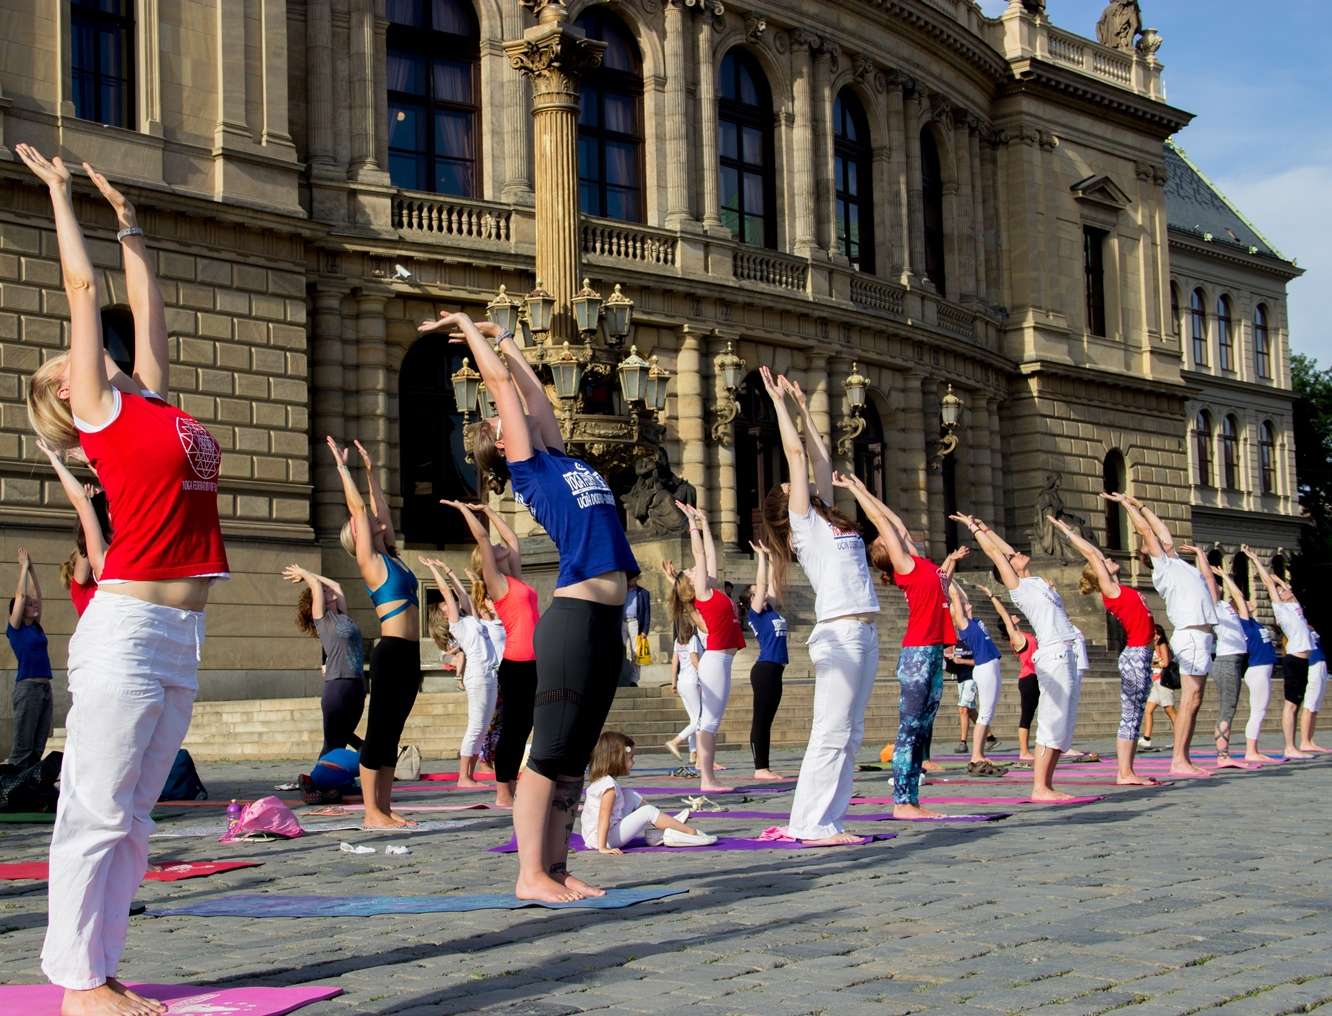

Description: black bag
[1160,660,1182,690]
[158,749,207,801]
[0,751,62,813]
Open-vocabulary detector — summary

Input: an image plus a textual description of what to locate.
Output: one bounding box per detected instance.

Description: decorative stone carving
[820,40,841,72]
[772,29,788,53]
[506,32,606,101]
[853,54,874,83]
[1021,0,1046,13]
[744,12,766,43]
[624,445,698,536]
[790,27,819,51]
[1095,1,1142,53]
[679,0,724,13]
[1032,472,1093,561]
[1136,27,1163,60]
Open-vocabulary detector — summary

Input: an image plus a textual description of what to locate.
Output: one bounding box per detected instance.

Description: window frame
[920,127,947,298]
[1254,304,1272,380]
[1260,420,1276,494]
[575,9,645,223]
[1194,409,1213,488]
[1221,414,1239,490]
[717,49,777,249]
[1190,288,1208,367]
[1083,225,1109,337]
[1217,294,1234,372]
[70,0,136,130]
[1170,281,1181,337]
[832,90,875,274]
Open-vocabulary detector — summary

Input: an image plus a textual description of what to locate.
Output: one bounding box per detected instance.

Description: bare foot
[515,872,583,903]
[106,980,166,1015]
[664,740,683,762]
[699,782,733,793]
[61,983,158,1016]
[1298,742,1332,753]
[1167,764,1210,777]
[1284,748,1312,759]
[752,769,788,780]
[494,784,515,809]
[1116,774,1159,786]
[361,810,415,829]
[1028,789,1080,803]
[799,832,868,846]
[554,871,605,898]
[456,778,485,789]
[1212,756,1249,770]
[713,763,728,771]
[892,803,947,819]
[1244,751,1279,763]
[921,760,942,773]
[1018,754,1035,762]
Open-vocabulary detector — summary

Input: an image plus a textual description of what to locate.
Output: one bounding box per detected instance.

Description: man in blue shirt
[7,548,54,769]
[620,572,652,687]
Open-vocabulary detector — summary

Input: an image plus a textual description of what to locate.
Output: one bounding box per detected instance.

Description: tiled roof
[1162,140,1292,265]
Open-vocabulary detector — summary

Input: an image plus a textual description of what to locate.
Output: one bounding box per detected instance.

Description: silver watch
[116,225,145,242]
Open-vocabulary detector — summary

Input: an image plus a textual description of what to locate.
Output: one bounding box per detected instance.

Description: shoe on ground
[1137,736,1152,749]
[954,742,968,754]
[986,735,1000,748]
[663,827,718,847]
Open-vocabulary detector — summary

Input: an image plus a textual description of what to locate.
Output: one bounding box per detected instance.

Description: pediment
[1070,175,1132,211]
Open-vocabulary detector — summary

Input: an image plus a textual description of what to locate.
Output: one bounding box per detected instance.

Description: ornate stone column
[968,392,996,520]
[987,396,1006,531]
[813,41,839,255]
[898,369,930,544]
[904,85,927,288]
[307,0,336,169]
[696,14,723,231]
[885,72,912,282]
[969,120,988,303]
[663,0,693,227]
[502,2,534,203]
[952,110,976,302]
[924,380,946,555]
[789,31,819,256]
[676,325,707,498]
[348,0,386,180]
[506,2,606,343]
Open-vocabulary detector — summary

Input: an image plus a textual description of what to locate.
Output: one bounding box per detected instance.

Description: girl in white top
[580,732,715,851]
[422,558,498,788]
[758,367,881,843]
[1244,547,1318,759]
[954,511,1082,802]
[663,609,705,765]
[1109,494,1217,777]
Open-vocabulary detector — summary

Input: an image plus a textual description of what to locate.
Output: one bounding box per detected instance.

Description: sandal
[966,760,1007,777]
[681,795,728,813]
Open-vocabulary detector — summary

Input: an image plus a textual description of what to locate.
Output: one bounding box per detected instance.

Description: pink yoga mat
[0,982,341,1015]
[851,794,1102,806]
[690,810,1010,823]
[304,803,489,814]
[0,860,261,883]
[419,772,496,782]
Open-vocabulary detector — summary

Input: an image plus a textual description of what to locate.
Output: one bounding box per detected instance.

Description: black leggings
[359,636,421,770]
[528,598,623,780]
[320,678,366,757]
[1284,655,1310,705]
[1018,675,1040,731]
[494,658,537,782]
[749,660,785,770]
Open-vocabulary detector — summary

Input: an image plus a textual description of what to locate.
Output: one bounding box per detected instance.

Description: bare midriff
[100,578,214,613]
[554,570,628,607]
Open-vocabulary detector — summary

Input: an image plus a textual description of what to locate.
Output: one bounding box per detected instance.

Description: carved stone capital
[790,27,819,52]
[674,0,724,13]
[820,40,842,72]
[505,25,606,105]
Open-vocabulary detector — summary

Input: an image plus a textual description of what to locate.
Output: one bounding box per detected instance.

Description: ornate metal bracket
[835,412,866,458]
[710,398,740,446]
[932,431,959,463]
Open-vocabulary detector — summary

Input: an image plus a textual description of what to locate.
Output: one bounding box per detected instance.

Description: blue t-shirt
[958,618,1001,667]
[1240,618,1276,667]
[6,623,52,680]
[748,606,789,666]
[1311,629,1325,666]
[509,451,638,589]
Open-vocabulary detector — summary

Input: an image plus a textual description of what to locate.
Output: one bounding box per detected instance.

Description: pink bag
[219,795,304,843]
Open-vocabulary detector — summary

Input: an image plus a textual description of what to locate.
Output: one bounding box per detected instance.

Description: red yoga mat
[419,772,496,783]
[0,860,261,882]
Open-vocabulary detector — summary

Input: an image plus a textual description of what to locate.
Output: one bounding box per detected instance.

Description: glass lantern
[617,345,650,405]
[550,342,584,401]
[477,381,497,418]
[941,384,963,430]
[603,283,635,341]
[716,341,746,392]
[645,355,672,413]
[571,279,603,336]
[525,280,556,335]
[451,357,482,417]
[486,284,522,336]
[844,362,868,410]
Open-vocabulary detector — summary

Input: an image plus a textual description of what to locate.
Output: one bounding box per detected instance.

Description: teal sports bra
[368,553,418,621]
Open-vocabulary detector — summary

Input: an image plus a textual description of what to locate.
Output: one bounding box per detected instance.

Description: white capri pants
[1243,664,1274,742]
[459,671,498,757]
[1033,639,1082,753]
[675,672,702,750]
[603,803,663,848]
[43,593,203,990]
[972,658,1002,726]
[1073,633,1090,677]
[1303,660,1328,712]
[788,619,879,840]
[697,650,734,734]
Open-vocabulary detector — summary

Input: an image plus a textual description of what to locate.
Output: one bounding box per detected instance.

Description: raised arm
[946,580,969,633]
[1213,567,1250,620]
[677,502,710,594]
[326,437,379,577]
[781,376,833,506]
[444,563,475,616]
[443,500,509,602]
[695,504,719,584]
[480,503,523,570]
[1136,498,1177,557]
[1242,545,1281,604]
[425,312,533,463]
[939,546,969,581]
[1049,515,1117,597]
[1105,493,1164,559]
[832,472,915,573]
[749,542,769,614]
[497,328,562,453]
[353,440,397,550]
[761,366,809,518]
[1179,544,1220,604]
[977,582,1025,651]
[421,558,461,624]
[9,550,31,628]
[38,440,109,578]
[954,513,1020,590]
[283,564,327,621]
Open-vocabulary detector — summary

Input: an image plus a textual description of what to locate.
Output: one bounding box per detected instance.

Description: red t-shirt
[697,588,745,652]
[1103,586,1154,648]
[79,390,229,582]
[893,556,949,647]
[494,575,540,662]
[1016,634,1039,678]
[69,576,97,617]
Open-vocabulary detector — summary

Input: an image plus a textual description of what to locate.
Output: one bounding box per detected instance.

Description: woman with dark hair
[758,367,879,843]
[1244,546,1315,759]
[976,583,1040,761]
[39,439,111,618]
[425,310,636,903]
[746,540,789,780]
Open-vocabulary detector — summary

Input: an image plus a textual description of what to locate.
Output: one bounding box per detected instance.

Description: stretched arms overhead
[780,376,833,506]
[354,440,397,551]
[1213,567,1250,621]
[749,542,770,614]
[939,546,969,581]
[831,471,916,573]
[1049,515,1118,598]
[1242,545,1282,604]
[481,503,523,569]
[9,549,31,629]
[946,580,969,633]
[421,558,461,625]
[1179,544,1220,604]
[326,437,380,581]
[443,501,509,602]
[1104,493,1164,560]
[953,513,1020,591]
[975,581,1028,653]
[38,440,108,579]
[677,502,711,594]
[760,366,810,518]
[283,564,327,621]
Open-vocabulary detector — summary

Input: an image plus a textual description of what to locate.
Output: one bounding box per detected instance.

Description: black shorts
[1284,655,1310,706]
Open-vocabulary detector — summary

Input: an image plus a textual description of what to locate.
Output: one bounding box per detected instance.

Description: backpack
[394,744,422,781]
[159,749,208,801]
[1160,659,1182,691]
[0,751,62,812]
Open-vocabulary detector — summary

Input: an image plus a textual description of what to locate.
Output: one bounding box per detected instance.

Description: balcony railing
[1045,26,1134,89]
[581,218,678,267]
[393,192,513,245]
[850,275,906,319]
[733,249,809,293]
[936,301,976,340]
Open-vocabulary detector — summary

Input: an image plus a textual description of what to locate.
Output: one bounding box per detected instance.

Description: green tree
[1292,353,1332,636]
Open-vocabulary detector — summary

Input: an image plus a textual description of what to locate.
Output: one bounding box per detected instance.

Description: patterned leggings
[893,645,944,805]
[1117,645,1153,741]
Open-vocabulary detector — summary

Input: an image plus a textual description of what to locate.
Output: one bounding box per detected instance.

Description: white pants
[1243,663,1274,741]
[972,658,1002,726]
[697,651,734,734]
[459,674,498,757]
[1033,640,1081,753]
[43,593,203,990]
[788,619,879,839]
[1303,660,1328,712]
[675,672,701,750]
[1171,627,1215,678]
[1073,633,1090,676]
[605,803,662,848]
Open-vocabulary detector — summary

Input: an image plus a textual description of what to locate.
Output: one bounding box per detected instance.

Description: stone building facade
[0,0,1305,733]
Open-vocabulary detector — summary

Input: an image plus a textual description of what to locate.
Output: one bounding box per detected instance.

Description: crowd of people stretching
[8,149,1329,1016]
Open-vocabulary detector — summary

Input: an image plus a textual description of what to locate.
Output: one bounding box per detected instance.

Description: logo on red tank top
[176,417,221,482]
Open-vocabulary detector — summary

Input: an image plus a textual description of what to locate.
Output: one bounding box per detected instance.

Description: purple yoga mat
[0,983,342,1016]
[851,794,1102,806]
[689,810,1010,823]
[633,781,796,795]
[488,832,894,853]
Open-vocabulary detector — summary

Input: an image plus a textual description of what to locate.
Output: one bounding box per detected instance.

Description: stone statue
[1020,0,1046,14]
[1096,0,1142,52]
[1032,472,1092,561]
[624,446,697,537]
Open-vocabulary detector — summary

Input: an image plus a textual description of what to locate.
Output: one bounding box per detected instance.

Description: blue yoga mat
[152,886,687,917]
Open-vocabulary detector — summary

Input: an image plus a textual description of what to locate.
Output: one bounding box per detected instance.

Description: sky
[978,0,1331,364]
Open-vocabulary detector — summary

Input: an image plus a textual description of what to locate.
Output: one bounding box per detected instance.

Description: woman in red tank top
[666,502,743,793]
[18,147,229,1013]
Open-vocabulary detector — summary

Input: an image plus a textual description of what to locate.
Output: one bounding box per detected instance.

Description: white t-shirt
[1150,555,1218,628]
[579,775,646,844]
[453,615,498,684]
[1212,601,1248,657]
[1010,576,1079,647]
[674,634,704,682]
[482,618,507,671]
[789,508,879,623]
[1273,601,1313,654]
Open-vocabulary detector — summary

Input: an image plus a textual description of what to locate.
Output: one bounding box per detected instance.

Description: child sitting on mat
[581,731,717,852]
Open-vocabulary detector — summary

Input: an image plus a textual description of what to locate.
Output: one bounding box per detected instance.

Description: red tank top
[69,576,97,617]
[79,391,229,582]
[1102,586,1154,648]
[697,588,745,652]
[494,576,540,662]
[1017,634,1039,678]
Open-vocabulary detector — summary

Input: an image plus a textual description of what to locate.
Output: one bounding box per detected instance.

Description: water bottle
[226,799,242,831]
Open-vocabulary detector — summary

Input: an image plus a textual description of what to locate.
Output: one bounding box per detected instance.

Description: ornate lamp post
[710,341,746,445]
[835,362,870,457]
[934,384,964,460]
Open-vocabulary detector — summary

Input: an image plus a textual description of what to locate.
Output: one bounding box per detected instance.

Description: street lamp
[934,384,964,460]
[451,357,482,419]
[550,341,585,402]
[571,279,603,336]
[525,279,556,336]
[486,285,523,337]
[835,362,870,457]
[617,345,650,406]
[710,341,746,445]
[603,283,635,344]
[644,355,671,414]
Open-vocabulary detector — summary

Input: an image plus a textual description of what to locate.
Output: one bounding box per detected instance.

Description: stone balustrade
[392,192,514,246]
[581,217,679,267]
[732,248,810,293]
[935,299,977,340]
[850,274,907,319]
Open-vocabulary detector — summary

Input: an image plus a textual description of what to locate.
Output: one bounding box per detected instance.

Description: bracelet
[116,225,144,242]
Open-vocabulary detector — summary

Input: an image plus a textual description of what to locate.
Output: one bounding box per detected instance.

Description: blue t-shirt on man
[958,618,1001,667]
[1240,617,1277,667]
[509,451,638,589]
[748,606,789,666]
[6,623,53,680]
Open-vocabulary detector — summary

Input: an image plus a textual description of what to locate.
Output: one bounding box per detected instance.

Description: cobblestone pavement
[2,742,1331,1016]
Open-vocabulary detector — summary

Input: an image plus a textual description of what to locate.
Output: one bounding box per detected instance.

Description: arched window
[399,337,479,546]
[718,50,776,249]
[1169,282,1181,337]
[1103,449,1128,551]
[1221,414,1239,489]
[1260,420,1277,494]
[1254,304,1271,379]
[852,400,887,529]
[733,369,788,548]
[387,0,480,197]
[833,90,875,274]
[921,128,947,297]
[1271,553,1287,581]
[576,9,644,222]
[71,0,134,128]
[1195,409,1213,487]
[1217,295,1234,372]
[1190,288,1207,367]
[100,306,135,375]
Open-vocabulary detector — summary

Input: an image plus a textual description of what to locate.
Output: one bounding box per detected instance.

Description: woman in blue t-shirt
[426,311,637,905]
[745,540,789,780]
[7,547,54,770]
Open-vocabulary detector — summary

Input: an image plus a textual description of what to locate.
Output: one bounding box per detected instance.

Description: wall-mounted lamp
[710,341,746,445]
